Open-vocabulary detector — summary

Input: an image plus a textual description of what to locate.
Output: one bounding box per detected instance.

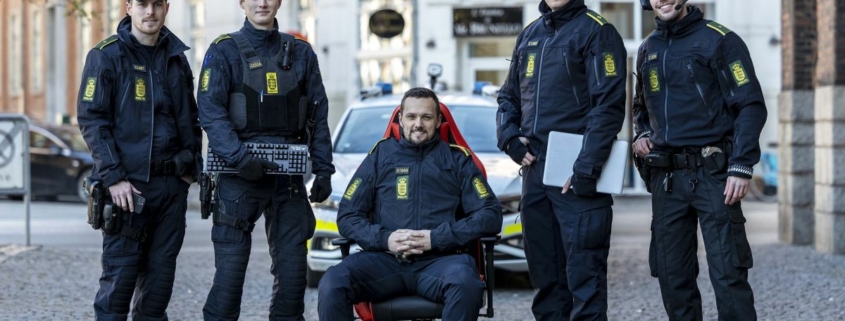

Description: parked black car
[22,123,94,202]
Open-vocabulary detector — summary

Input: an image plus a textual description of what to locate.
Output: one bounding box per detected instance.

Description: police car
[305,86,526,287]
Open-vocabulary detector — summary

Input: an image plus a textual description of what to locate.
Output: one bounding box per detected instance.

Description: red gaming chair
[332,103,498,321]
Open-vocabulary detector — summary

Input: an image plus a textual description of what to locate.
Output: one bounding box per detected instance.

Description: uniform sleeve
[302,44,336,177]
[430,155,503,252]
[336,152,391,251]
[576,24,627,178]
[196,44,248,167]
[632,42,653,140]
[76,49,126,187]
[715,33,767,178]
[496,34,524,152]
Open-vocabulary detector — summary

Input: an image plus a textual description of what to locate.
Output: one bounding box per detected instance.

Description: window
[106,0,124,33]
[10,14,23,95]
[30,132,57,149]
[79,2,93,72]
[31,10,44,93]
[469,40,516,58]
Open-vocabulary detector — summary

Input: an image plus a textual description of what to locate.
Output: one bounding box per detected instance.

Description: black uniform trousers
[93,176,190,321]
[647,166,756,321]
[521,159,613,321]
[317,251,485,321]
[202,174,315,321]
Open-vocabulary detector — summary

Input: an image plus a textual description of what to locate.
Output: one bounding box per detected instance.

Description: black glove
[309,175,332,203]
[570,174,598,197]
[237,155,279,181]
[173,150,194,177]
[506,138,531,165]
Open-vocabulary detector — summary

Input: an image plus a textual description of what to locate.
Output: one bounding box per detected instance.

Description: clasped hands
[387,229,432,257]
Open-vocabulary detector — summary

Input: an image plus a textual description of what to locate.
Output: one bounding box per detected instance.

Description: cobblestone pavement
[1,242,843,321]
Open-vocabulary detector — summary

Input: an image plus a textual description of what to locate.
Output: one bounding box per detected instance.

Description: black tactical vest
[227,31,305,139]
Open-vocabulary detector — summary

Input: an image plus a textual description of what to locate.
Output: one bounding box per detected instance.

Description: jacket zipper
[593,55,602,86]
[662,38,673,143]
[719,67,735,97]
[532,38,550,135]
[414,151,423,230]
[687,63,710,112]
[563,51,581,110]
[100,129,116,163]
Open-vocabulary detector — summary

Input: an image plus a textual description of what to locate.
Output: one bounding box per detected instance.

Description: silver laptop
[542,131,629,195]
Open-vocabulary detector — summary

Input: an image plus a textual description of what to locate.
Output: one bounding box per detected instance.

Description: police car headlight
[312,237,340,251]
[503,236,524,249]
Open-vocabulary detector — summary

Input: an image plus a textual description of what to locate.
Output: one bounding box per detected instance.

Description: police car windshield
[334,105,498,154]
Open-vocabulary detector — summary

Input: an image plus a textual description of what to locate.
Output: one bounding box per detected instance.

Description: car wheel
[77,169,92,203]
[306,265,324,288]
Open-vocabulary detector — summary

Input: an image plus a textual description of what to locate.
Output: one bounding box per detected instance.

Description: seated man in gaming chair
[317,87,503,321]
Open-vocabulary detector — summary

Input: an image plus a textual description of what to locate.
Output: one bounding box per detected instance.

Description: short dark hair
[400,87,441,116]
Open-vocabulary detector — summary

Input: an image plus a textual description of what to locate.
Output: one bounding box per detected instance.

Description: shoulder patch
[369,138,389,154]
[450,144,471,157]
[524,17,542,30]
[586,10,610,26]
[706,21,732,36]
[212,34,232,44]
[94,35,118,50]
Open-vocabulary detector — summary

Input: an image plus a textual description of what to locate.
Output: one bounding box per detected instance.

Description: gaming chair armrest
[479,235,500,318]
[331,238,355,259]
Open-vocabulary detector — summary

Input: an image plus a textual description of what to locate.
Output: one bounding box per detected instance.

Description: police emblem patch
[604,53,617,77]
[344,178,362,200]
[730,60,750,87]
[526,53,537,78]
[649,67,660,92]
[266,72,279,94]
[201,69,211,92]
[135,77,146,101]
[396,176,409,200]
[473,177,490,199]
[83,77,97,102]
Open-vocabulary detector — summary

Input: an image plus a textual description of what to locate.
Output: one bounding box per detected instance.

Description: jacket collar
[654,5,704,38]
[240,18,281,46]
[398,132,443,154]
[116,16,188,58]
[539,0,587,29]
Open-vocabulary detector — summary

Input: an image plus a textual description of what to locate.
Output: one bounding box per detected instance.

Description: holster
[102,203,123,234]
[634,156,653,193]
[86,178,105,230]
[199,172,217,220]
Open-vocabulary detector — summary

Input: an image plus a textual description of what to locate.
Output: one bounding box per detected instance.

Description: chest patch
[603,53,618,77]
[730,60,750,87]
[525,53,537,78]
[134,77,146,102]
[396,175,409,200]
[649,67,660,93]
[395,167,409,174]
[83,77,97,102]
[266,72,279,94]
[648,52,658,61]
[133,65,146,72]
[344,178,362,200]
[527,41,539,47]
[473,177,490,199]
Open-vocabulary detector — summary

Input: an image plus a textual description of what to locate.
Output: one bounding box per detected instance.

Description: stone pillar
[814,0,845,254]
[780,0,816,245]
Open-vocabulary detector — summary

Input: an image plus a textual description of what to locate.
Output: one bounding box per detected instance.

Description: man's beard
[407,128,431,146]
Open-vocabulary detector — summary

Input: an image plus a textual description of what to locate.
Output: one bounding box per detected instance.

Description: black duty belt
[671,153,700,169]
[150,160,176,176]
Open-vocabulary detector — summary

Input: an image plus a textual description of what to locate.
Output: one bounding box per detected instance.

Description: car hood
[328,152,522,199]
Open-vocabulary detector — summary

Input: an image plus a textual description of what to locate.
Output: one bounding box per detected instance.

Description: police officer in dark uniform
[317,88,503,321]
[77,0,201,319]
[196,0,334,320]
[496,0,626,319]
[632,1,766,320]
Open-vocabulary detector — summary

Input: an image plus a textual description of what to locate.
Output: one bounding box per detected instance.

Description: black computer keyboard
[206,143,310,175]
